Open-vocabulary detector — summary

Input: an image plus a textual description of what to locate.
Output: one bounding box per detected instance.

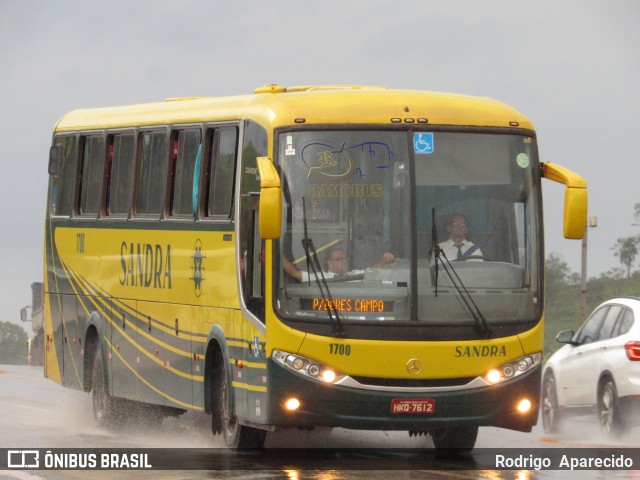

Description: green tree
[0,321,28,365]
[544,253,580,356]
[612,236,640,278]
[545,252,570,306]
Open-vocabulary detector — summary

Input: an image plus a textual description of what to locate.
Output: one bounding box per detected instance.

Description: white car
[541,297,640,435]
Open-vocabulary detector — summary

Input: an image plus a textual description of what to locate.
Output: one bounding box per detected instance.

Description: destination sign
[307,298,387,313]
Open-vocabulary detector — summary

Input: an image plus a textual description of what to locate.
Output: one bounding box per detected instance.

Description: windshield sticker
[413,133,434,155]
[285,135,296,156]
[516,153,530,168]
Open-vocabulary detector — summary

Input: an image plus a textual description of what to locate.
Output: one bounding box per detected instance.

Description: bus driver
[436,213,483,261]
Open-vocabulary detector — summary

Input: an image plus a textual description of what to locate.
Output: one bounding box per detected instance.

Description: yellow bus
[44,84,587,450]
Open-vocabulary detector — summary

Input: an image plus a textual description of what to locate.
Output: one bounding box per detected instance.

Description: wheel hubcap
[600,387,614,432]
[542,383,555,430]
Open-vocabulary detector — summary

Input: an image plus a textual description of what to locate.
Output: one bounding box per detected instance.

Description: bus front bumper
[266,359,540,432]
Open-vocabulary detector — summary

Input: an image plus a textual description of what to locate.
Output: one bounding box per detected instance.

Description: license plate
[391,398,435,414]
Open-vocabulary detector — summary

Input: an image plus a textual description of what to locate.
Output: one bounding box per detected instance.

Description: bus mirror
[48,145,61,176]
[541,162,588,239]
[563,187,588,239]
[20,307,28,322]
[257,157,282,239]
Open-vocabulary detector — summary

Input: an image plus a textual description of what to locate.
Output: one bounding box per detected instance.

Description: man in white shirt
[437,214,483,261]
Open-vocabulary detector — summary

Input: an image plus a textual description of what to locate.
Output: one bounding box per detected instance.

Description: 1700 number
[329,343,351,356]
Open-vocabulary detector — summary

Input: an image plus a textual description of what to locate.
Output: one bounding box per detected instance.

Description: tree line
[610,202,640,279]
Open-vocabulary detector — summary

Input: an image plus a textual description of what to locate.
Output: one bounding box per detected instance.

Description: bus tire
[431,425,478,452]
[91,347,120,428]
[212,359,266,448]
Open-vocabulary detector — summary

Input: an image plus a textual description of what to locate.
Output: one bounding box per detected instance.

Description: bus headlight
[272,350,345,384]
[485,352,541,385]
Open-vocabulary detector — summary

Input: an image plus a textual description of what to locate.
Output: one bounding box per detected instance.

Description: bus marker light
[285,398,300,411]
[517,399,532,413]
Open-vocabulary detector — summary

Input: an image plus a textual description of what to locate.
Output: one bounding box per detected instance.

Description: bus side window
[135,131,169,217]
[169,128,202,217]
[105,133,135,217]
[77,135,105,217]
[50,135,78,217]
[205,126,238,219]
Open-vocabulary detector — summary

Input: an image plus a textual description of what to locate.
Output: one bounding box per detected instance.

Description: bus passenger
[283,247,395,283]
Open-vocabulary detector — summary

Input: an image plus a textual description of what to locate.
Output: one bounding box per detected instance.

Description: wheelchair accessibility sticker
[414,133,434,155]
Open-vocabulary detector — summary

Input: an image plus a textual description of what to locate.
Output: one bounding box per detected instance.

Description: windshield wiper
[432,208,441,295]
[431,208,492,337]
[301,197,346,338]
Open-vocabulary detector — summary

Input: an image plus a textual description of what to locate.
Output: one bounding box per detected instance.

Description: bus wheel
[91,348,119,428]
[213,363,266,448]
[431,425,478,452]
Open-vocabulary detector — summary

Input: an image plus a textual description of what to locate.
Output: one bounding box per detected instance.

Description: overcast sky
[1,0,638,328]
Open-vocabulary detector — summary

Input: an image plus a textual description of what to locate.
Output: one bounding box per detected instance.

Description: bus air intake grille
[350,376,476,388]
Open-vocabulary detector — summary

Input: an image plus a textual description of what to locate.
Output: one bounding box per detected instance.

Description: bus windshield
[275,129,541,335]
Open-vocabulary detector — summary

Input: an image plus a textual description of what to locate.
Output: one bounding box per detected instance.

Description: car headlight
[485,352,542,385]
[272,350,345,384]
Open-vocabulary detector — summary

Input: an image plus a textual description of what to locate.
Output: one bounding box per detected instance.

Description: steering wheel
[325,273,365,283]
[457,255,491,262]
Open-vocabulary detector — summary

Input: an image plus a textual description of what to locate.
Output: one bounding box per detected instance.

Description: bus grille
[350,376,476,388]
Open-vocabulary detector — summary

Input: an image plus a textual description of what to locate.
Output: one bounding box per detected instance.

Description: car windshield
[274,129,542,336]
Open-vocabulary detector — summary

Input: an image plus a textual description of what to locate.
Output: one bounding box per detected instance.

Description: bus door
[235,119,268,420]
[240,197,266,422]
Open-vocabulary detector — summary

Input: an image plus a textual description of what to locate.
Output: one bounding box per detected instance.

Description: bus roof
[53,85,535,132]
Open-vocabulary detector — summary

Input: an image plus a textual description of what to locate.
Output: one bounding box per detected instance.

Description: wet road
[0,365,638,479]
